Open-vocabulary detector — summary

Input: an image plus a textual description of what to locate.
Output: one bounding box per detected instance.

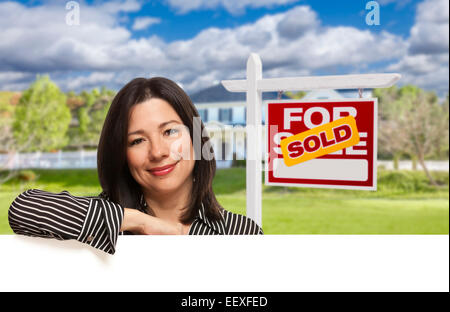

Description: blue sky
[125,1,419,41]
[21,0,421,40]
[129,0,421,41]
[0,0,448,96]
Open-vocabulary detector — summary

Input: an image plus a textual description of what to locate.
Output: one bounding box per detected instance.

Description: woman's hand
[121,208,183,235]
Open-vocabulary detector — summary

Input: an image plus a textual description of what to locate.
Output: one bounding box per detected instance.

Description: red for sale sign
[265,99,378,190]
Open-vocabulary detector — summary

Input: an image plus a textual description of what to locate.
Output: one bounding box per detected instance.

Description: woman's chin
[155,184,179,193]
[143,180,183,194]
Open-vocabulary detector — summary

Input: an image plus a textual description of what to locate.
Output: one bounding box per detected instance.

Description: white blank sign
[273,158,369,181]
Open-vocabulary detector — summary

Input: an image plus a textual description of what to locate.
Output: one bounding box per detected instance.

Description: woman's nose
[148,136,169,160]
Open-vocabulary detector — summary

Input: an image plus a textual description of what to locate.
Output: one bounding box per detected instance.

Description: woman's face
[126,98,195,196]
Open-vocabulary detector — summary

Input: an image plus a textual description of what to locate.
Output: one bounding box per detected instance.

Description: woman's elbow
[7,189,41,235]
[8,190,28,233]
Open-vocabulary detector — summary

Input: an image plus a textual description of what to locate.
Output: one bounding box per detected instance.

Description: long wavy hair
[97,77,223,224]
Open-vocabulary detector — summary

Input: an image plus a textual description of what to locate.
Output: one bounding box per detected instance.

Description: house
[192,88,373,165]
[194,88,373,125]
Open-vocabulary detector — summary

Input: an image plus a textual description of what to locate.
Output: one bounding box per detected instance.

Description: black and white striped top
[8,189,263,255]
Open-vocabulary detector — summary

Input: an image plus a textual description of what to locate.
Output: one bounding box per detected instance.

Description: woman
[8,77,263,255]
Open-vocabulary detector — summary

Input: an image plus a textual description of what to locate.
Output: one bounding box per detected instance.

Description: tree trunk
[393,152,401,170]
[411,155,418,171]
[418,154,437,186]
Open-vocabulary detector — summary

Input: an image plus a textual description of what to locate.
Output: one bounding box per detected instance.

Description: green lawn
[1,168,448,234]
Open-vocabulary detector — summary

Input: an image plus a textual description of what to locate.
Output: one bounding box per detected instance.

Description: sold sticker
[280,116,360,167]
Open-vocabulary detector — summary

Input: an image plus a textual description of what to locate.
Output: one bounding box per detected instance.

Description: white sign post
[221,53,400,227]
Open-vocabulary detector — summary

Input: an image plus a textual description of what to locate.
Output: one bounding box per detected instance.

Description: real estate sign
[265,99,378,190]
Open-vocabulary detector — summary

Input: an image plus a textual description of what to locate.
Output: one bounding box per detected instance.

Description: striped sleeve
[8,189,124,255]
[223,210,264,235]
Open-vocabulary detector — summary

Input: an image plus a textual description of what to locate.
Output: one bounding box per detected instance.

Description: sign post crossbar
[221,53,401,227]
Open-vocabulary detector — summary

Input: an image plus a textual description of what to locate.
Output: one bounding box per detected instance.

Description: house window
[219,108,232,123]
[198,109,208,122]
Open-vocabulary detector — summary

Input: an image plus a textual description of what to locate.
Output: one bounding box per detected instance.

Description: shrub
[18,170,37,182]
[377,170,448,193]
[231,152,246,168]
[431,171,449,186]
[232,159,246,168]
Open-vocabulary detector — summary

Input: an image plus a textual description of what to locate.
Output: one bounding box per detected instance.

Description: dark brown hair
[97,77,223,224]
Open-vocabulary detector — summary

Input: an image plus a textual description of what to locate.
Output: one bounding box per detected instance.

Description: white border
[264,98,378,191]
[0,235,448,292]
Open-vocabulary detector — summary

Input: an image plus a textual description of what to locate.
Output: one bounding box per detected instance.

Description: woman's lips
[148,161,179,176]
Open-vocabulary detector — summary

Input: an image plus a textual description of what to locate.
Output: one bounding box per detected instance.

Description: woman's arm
[121,208,183,235]
[9,189,184,254]
[8,189,123,254]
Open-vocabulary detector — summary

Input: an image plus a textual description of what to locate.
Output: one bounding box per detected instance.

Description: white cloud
[0,71,32,84]
[276,5,319,39]
[132,17,162,30]
[0,0,447,97]
[389,57,449,94]
[387,53,448,75]
[99,0,141,14]
[0,70,35,91]
[0,1,134,72]
[63,72,116,90]
[409,0,449,54]
[0,2,407,92]
[415,0,449,23]
[165,0,300,15]
[386,0,449,96]
[161,7,408,91]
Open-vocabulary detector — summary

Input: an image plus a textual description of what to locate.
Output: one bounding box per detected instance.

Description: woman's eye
[164,128,179,136]
[130,138,144,146]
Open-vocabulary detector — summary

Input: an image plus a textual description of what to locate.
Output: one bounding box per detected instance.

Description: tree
[13,75,71,152]
[0,95,17,183]
[376,85,448,185]
[374,86,408,168]
[0,92,41,184]
[400,87,448,185]
[285,91,306,99]
[437,94,449,159]
[0,116,36,184]
[67,87,114,149]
